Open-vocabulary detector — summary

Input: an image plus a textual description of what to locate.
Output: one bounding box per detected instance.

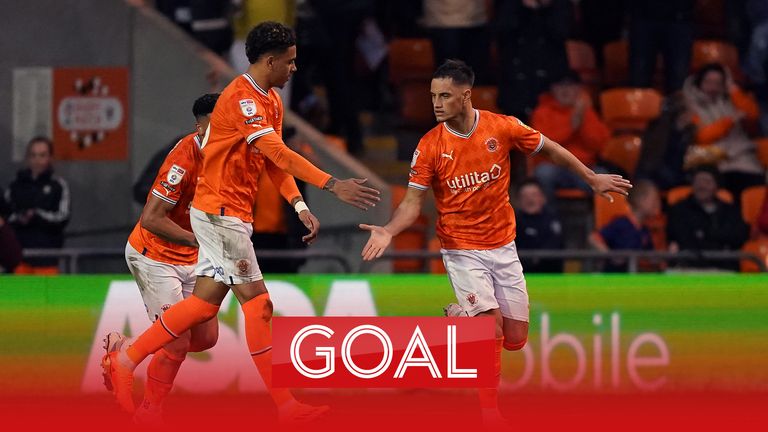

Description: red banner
[273,317,496,388]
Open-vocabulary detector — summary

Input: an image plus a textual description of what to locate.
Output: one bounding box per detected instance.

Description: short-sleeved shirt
[193,73,283,222]
[128,132,203,265]
[408,109,544,249]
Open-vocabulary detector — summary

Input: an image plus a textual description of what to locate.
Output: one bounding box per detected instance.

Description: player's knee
[503,336,527,351]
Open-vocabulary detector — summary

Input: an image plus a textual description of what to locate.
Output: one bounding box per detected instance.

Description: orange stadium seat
[398,81,434,128]
[755,137,768,168]
[600,134,642,177]
[666,185,734,206]
[740,237,768,272]
[566,40,599,84]
[602,40,629,87]
[388,38,435,85]
[600,88,662,132]
[593,192,632,230]
[741,186,767,226]
[472,86,501,113]
[691,40,740,76]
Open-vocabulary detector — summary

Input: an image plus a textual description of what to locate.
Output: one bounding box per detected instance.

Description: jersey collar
[443,109,479,139]
[243,73,269,97]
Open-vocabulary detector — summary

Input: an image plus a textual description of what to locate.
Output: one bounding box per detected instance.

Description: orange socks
[479,337,504,410]
[144,348,185,405]
[127,295,219,366]
[242,293,294,407]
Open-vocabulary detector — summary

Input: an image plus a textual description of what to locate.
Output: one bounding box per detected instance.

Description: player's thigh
[476,308,504,338]
[230,279,269,305]
[190,207,263,286]
[442,248,498,316]
[490,241,530,323]
[125,243,185,322]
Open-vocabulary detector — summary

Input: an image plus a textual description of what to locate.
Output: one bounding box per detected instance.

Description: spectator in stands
[628,0,694,93]
[495,0,573,120]
[3,137,70,274]
[514,178,564,273]
[0,200,22,273]
[422,0,491,84]
[530,69,611,201]
[667,166,749,270]
[683,63,764,200]
[743,0,768,134]
[589,180,659,272]
[154,0,235,57]
[635,92,696,190]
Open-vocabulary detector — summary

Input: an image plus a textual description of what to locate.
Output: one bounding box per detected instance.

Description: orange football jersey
[408,109,544,249]
[193,73,328,222]
[128,132,203,265]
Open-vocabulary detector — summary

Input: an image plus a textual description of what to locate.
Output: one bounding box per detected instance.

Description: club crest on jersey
[411,150,420,168]
[485,137,499,153]
[239,99,257,117]
[167,165,186,185]
[467,293,477,306]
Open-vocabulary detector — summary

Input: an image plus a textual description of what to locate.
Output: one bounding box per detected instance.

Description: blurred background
[2,0,768,276]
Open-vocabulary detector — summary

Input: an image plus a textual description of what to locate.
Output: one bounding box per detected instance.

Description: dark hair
[690,164,720,186]
[693,63,726,89]
[245,21,296,64]
[433,59,475,87]
[551,69,582,86]
[192,93,220,119]
[627,180,657,209]
[27,136,54,156]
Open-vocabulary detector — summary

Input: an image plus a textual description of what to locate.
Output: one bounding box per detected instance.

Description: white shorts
[190,207,263,285]
[125,242,196,322]
[441,240,529,321]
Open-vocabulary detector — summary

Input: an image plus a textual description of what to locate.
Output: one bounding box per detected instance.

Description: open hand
[298,210,320,244]
[329,178,381,210]
[359,224,393,261]
[590,174,632,202]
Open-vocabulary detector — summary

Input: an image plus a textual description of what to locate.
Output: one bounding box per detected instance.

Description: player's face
[431,78,470,123]
[269,45,298,89]
[26,141,52,176]
[196,115,211,139]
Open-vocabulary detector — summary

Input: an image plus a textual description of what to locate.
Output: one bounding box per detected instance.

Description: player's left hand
[298,210,320,244]
[590,173,632,202]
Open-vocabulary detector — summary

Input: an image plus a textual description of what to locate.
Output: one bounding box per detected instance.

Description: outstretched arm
[360,187,428,260]
[538,136,632,201]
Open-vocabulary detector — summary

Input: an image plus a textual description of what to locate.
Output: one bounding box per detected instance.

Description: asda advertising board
[1,274,767,397]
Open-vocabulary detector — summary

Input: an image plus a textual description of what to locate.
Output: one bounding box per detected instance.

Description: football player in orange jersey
[360,60,632,428]
[102,21,379,424]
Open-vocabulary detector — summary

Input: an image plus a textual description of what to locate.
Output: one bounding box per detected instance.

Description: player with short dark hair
[110,93,223,425]
[103,21,379,424]
[360,59,631,428]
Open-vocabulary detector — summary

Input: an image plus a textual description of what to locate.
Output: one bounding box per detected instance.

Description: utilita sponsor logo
[446,164,502,193]
[273,317,496,388]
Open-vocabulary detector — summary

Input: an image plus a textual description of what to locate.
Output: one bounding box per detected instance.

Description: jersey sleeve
[254,133,332,189]
[150,143,190,206]
[273,92,284,138]
[505,116,545,156]
[407,137,435,191]
[230,91,276,144]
